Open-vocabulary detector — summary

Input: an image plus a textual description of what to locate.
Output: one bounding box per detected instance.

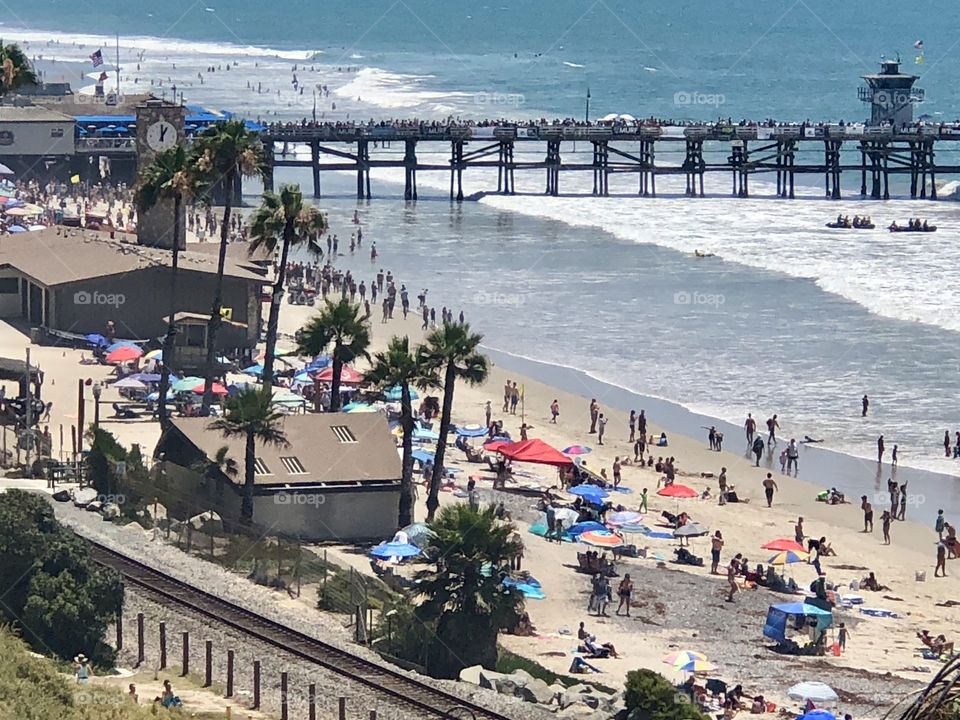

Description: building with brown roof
[152,413,402,541]
[0,227,264,350]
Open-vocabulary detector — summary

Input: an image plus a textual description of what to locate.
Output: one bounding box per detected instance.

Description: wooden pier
[259,123,960,201]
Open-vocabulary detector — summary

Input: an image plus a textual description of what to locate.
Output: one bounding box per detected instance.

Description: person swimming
[694,250,715,258]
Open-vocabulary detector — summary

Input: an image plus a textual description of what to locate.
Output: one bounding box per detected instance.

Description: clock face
[146,120,177,151]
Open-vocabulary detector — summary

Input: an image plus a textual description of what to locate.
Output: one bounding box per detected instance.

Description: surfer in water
[694,250,715,258]
[801,436,824,444]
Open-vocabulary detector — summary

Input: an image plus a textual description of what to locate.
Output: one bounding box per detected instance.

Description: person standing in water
[877,435,885,463]
[862,394,869,417]
[745,413,756,446]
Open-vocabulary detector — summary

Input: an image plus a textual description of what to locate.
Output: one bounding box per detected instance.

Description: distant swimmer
[694,250,715,258]
[801,436,824,444]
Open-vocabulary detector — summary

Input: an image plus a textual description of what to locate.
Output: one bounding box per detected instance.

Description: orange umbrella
[105,345,143,363]
[313,365,364,384]
[762,538,805,552]
[657,484,697,498]
[191,381,229,396]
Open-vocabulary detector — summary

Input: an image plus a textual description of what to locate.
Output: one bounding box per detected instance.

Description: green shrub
[624,669,707,720]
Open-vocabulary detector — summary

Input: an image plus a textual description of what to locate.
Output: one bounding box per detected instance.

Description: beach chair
[111,403,139,420]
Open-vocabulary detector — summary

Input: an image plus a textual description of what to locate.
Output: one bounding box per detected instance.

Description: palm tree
[295,298,370,412]
[420,322,489,521]
[208,388,288,523]
[248,184,327,389]
[0,43,37,96]
[190,445,238,498]
[415,504,523,678]
[192,119,266,414]
[366,336,438,526]
[134,144,201,426]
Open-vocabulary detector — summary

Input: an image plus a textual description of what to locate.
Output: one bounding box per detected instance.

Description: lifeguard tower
[858,57,924,128]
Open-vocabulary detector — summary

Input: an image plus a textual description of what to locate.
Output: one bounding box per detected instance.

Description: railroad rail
[88,540,511,720]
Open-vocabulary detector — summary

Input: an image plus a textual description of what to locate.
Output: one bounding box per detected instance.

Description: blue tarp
[763,603,833,644]
[411,449,434,464]
[564,521,607,537]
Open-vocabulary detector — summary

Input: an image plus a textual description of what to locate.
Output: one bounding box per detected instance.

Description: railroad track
[87,540,513,720]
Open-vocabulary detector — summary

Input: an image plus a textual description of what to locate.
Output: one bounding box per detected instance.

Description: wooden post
[339,696,346,720]
[226,650,234,697]
[182,631,189,676]
[159,622,167,669]
[115,613,123,651]
[136,613,144,666]
[204,640,213,687]
[370,712,377,720]
[308,683,316,720]
[280,672,288,720]
[253,660,261,709]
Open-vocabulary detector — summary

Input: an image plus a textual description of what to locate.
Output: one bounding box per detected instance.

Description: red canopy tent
[497,439,573,467]
[313,365,365,384]
[483,439,513,453]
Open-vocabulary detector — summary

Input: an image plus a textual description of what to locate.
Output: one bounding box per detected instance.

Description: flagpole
[115,34,120,96]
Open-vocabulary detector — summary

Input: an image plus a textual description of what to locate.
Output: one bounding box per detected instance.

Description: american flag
[90,49,104,67]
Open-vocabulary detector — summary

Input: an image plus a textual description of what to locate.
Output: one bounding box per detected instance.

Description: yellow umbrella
[769,550,809,565]
[676,659,717,673]
[662,650,707,666]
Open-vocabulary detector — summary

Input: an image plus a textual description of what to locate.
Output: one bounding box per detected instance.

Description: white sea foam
[332,67,471,110]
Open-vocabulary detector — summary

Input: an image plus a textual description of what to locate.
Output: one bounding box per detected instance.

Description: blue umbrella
[412,426,440,441]
[7,225,27,233]
[306,356,331,371]
[130,373,162,383]
[384,384,419,402]
[369,542,421,559]
[84,333,110,348]
[569,484,609,500]
[293,370,312,383]
[146,389,177,402]
[455,424,488,438]
[401,522,435,548]
[411,448,434,464]
[564,520,607,537]
[242,363,264,376]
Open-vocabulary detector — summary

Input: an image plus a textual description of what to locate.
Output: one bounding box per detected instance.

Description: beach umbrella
[662,650,707,666]
[411,448,434,464]
[6,225,27,232]
[600,112,619,122]
[0,162,13,175]
[617,522,653,535]
[676,659,716,673]
[313,365,364,384]
[568,484,609,500]
[130,373,162,383]
[787,682,838,705]
[343,401,376,412]
[762,538,806,552]
[105,345,143,363]
[502,577,546,600]
[369,542,421,559]
[143,349,164,361]
[146,389,177,402]
[84,333,110,348]
[769,550,809,565]
[657,484,697,498]
[4,207,29,216]
[578,530,624,548]
[241,363,264,376]
[674,522,708,538]
[172,376,203,392]
[191,381,229,396]
[455,424,488,438]
[112,377,147,390]
[384,385,419,402]
[106,340,140,353]
[552,507,581,526]
[562,444,592,455]
[607,510,643,526]
[28,224,46,231]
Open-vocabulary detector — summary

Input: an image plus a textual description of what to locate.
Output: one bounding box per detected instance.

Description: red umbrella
[191,381,229,396]
[105,345,143,363]
[313,365,364,384]
[761,538,805,552]
[483,439,513,453]
[657,484,697,498]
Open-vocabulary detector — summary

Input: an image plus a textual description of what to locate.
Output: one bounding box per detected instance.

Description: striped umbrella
[662,650,707,666]
[607,510,644,526]
[677,659,717,673]
[562,444,592,455]
[768,550,809,565]
[762,538,805,552]
[616,522,652,535]
[578,530,624,548]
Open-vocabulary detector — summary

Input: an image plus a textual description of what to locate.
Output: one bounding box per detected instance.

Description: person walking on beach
[745,413,756,446]
[752,435,765,467]
[638,410,647,439]
[862,394,869,417]
[615,574,633,616]
[935,509,946,540]
[629,411,636,443]
[550,399,559,423]
[597,414,607,445]
[838,622,850,653]
[484,400,492,428]
[877,435,885,463]
[936,539,948,577]
[718,467,728,505]
[795,517,804,544]
[503,380,511,413]
[767,415,780,446]
[881,510,892,545]
[710,531,724,574]
[779,448,788,474]
[589,399,599,434]
[612,457,621,487]
[726,554,742,602]
[639,487,648,513]
[763,473,778,507]
[861,496,874,533]
[786,439,799,474]
[510,383,520,415]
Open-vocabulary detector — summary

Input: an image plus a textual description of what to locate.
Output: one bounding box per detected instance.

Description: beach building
[151,413,402,541]
[0,227,264,350]
[0,106,75,180]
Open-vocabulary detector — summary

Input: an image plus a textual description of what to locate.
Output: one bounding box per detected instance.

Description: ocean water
[5,3,960,482]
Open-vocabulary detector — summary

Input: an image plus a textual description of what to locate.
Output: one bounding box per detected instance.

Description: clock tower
[136,99,187,250]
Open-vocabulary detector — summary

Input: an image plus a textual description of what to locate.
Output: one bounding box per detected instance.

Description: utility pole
[24,348,32,472]
[585,87,591,123]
